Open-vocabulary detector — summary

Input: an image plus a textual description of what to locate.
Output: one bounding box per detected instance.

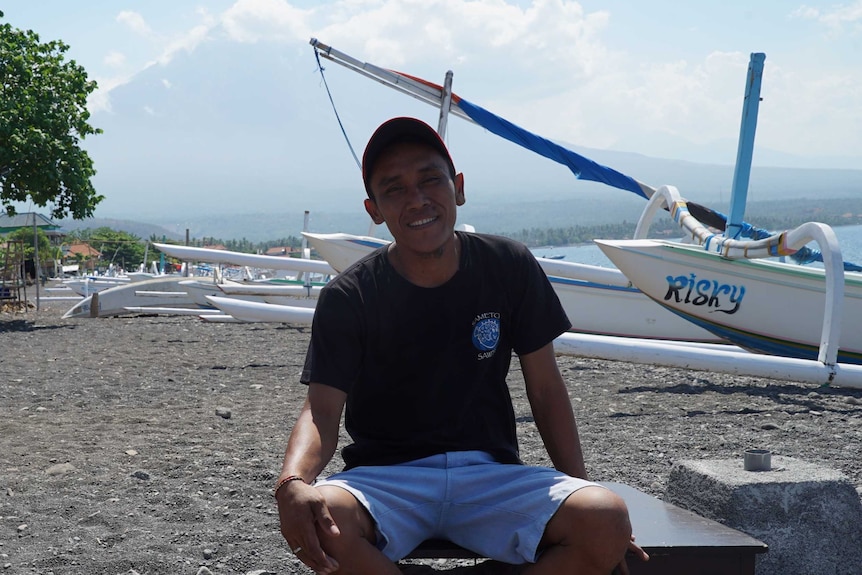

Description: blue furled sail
[454,97,649,200]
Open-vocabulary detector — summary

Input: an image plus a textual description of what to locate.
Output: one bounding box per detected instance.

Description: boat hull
[153,243,337,276]
[548,274,718,342]
[596,239,862,364]
[62,276,202,318]
[179,279,319,308]
[302,232,387,272]
[63,277,131,296]
[303,231,719,342]
[205,296,315,324]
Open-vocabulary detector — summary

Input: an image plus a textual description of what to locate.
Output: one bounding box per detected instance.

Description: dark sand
[1,291,861,574]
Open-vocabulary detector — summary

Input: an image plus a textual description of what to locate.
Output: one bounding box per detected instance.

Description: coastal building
[0,212,65,245]
[263,246,297,257]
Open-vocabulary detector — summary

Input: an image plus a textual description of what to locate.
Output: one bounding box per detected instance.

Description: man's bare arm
[520,342,588,479]
[278,382,346,483]
[275,383,347,574]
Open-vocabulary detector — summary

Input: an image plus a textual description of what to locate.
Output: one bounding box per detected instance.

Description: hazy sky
[3,1,861,221]
[5,0,862,162]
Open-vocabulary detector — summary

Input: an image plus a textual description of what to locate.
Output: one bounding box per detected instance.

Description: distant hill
[55,217,184,241]
[57,196,862,245]
[80,33,862,225]
[68,37,862,250]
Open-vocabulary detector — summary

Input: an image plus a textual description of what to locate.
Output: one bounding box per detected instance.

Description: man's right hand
[276,479,341,574]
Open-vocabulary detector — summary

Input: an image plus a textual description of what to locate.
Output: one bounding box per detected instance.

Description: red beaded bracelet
[273,475,306,498]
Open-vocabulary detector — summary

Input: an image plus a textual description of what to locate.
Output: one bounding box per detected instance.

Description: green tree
[2,226,53,263]
[85,227,145,271]
[0,10,103,220]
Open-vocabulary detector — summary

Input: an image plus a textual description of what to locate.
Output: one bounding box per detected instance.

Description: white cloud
[104,51,126,68]
[152,21,214,66]
[818,1,862,31]
[161,79,172,89]
[91,9,220,113]
[790,1,862,32]
[221,0,314,43]
[143,105,156,116]
[89,74,135,115]
[86,1,862,162]
[759,61,862,159]
[789,5,821,20]
[303,0,610,77]
[87,87,114,115]
[117,11,154,37]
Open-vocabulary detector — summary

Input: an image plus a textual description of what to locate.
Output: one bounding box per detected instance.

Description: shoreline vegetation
[24,197,862,273]
[168,198,862,254]
[502,197,862,248]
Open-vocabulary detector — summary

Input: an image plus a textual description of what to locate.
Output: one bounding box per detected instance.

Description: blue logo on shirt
[472,313,501,353]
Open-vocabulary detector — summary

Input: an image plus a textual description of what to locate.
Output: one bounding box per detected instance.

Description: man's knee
[314,486,404,575]
[545,485,632,551]
[317,485,377,547]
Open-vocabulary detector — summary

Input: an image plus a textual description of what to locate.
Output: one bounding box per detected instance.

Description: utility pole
[32,213,40,311]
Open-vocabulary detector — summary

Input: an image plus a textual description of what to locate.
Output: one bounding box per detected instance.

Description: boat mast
[726,52,765,240]
[309,38,472,125]
[311,39,458,236]
[437,70,454,138]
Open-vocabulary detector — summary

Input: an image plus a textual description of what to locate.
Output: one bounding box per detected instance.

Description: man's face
[364,141,465,257]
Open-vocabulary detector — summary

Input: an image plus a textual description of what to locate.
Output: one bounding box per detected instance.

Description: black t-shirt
[301,232,571,469]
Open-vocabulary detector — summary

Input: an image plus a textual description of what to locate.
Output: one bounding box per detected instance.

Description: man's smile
[408,216,438,228]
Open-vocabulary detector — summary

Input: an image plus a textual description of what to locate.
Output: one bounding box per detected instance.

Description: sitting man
[274,116,647,574]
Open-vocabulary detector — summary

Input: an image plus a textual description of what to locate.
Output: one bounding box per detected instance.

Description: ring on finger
[291,546,303,555]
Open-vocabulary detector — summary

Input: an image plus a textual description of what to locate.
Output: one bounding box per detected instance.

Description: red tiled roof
[264,246,295,256]
[65,242,101,257]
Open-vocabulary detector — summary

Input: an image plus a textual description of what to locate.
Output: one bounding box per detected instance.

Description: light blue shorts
[314,450,598,563]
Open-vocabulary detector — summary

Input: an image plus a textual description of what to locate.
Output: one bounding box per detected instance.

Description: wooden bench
[405,482,767,575]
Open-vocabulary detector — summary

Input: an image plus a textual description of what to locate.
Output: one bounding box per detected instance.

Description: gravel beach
[2,291,861,575]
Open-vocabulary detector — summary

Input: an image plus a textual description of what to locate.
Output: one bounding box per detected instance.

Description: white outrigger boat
[308,41,862,388]
[598,237,862,364]
[595,184,862,366]
[151,243,330,311]
[63,276,131,297]
[582,48,862,369]
[203,295,316,324]
[152,243,337,277]
[302,230,720,342]
[301,232,384,275]
[179,278,322,308]
[61,242,334,318]
[62,275,201,318]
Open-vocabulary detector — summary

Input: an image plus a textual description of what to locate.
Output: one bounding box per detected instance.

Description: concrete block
[665,456,862,575]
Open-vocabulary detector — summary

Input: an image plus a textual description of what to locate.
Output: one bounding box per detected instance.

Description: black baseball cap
[361,117,456,198]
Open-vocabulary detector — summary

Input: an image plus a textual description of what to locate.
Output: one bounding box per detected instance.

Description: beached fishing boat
[180,278,321,308]
[307,41,862,386]
[301,232,385,275]
[596,237,862,364]
[592,181,862,365]
[146,243,331,310]
[63,275,132,296]
[305,40,760,343]
[151,243,337,277]
[583,53,862,367]
[203,295,315,324]
[302,230,720,342]
[62,275,203,318]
